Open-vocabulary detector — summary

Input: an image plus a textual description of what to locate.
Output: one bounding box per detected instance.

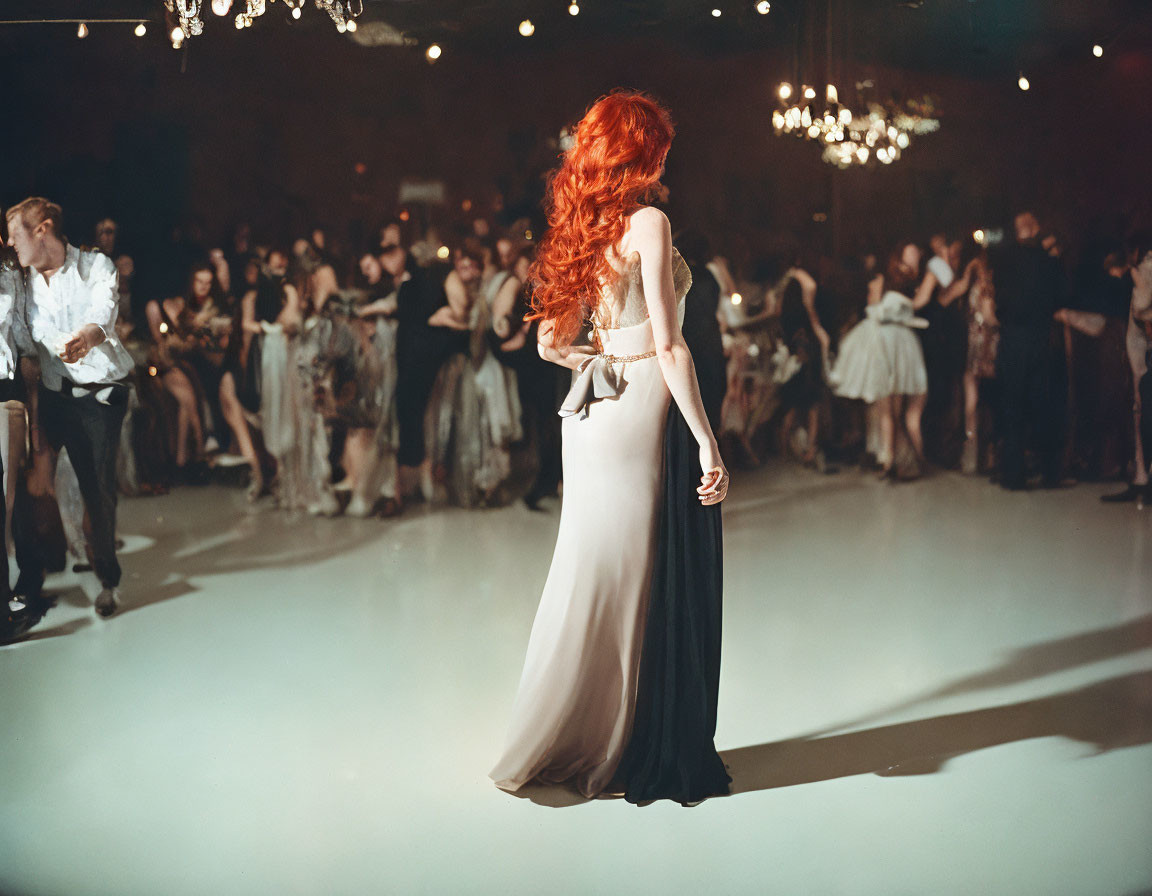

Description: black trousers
[517,360,562,500]
[37,385,128,589]
[997,332,1065,489]
[395,351,442,468]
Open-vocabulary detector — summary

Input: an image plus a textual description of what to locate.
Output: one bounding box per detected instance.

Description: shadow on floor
[3,488,409,647]
[800,614,1152,739]
[723,668,1152,796]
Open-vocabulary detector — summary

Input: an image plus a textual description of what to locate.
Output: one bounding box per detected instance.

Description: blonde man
[6,198,134,618]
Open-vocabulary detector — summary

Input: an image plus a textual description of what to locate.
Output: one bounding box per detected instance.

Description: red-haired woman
[489,91,731,805]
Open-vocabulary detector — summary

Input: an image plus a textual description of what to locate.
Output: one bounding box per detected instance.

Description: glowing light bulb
[159,322,169,335]
[211,0,232,14]
[712,9,722,18]
[731,292,743,306]
[569,2,580,14]
[1018,75,1030,91]
[803,86,816,100]
[171,26,185,42]
[525,230,534,240]
[437,246,450,260]
[148,366,159,377]
[974,229,986,245]
[1093,44,1103,58]
[519,19,535,36]
[826,84,838,103]
[346,19,357,32]
[134,22,147,37]
[856,146,869,164]
[77,22,88,38]
[292,6,301,18]
[896,132,910,149]
[839,108,852,125]
[778,82,792,101]
[336,21,347,33]
[426,43,442,61]
[756,1,771,13]
[807,125,821,139]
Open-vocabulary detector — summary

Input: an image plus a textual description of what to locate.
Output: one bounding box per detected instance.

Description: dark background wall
[2,3,1150,286]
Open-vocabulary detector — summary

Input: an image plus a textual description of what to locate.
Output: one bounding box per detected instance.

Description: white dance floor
[1,464,1150,895]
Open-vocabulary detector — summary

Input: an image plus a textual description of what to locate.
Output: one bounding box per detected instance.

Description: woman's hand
[500,329,527,353]
[697,440,729,505]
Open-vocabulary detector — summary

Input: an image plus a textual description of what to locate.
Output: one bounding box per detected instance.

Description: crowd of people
[3,195,1152,640]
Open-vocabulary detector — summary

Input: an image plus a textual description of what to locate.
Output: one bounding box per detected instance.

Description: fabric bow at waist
[558,349,657,419]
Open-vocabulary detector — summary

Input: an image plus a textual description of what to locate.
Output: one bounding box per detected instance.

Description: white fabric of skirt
[832,315,928,402]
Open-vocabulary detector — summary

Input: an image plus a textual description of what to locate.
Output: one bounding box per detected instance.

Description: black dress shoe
[2,599,48,643]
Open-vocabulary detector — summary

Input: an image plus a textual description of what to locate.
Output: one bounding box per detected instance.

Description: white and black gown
[489,248,730,805]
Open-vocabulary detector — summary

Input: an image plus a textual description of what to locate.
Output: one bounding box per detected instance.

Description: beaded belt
[600,349,657,364]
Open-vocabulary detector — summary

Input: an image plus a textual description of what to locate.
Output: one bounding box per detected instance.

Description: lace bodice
[591,247,693,330]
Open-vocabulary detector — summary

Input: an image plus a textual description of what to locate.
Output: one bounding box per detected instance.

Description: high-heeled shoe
[246,473,266,503]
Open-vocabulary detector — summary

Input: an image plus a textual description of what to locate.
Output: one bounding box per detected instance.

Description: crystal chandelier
[161,0,362,38]
[772,82,939,169]
[164,0,204,36]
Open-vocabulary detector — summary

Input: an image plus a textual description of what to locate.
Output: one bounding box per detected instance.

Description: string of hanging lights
[162,0,363,38]
[0,0,1115,77]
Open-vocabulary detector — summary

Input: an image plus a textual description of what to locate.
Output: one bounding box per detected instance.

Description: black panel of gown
[612,403,731,805]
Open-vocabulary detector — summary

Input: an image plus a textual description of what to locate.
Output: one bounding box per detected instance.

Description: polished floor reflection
[1,465,1150,895]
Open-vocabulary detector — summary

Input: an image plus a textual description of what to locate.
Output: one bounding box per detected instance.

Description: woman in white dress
[489,91,731,805]
[831,242,935,477]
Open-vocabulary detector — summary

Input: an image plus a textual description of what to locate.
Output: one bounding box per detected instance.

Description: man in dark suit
[992,211,1067,490]
[385,242,458,505]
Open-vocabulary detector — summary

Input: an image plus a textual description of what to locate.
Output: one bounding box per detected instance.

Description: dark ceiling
[2,0,1150,77]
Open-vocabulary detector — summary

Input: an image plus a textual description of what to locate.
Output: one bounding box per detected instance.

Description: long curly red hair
[527,90,675,347]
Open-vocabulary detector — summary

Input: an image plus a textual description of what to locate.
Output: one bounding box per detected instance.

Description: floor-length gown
[490,247,730,803]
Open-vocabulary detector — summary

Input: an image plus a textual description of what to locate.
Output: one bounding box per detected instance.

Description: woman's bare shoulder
[623,206,671,257]
[627,206,670,237]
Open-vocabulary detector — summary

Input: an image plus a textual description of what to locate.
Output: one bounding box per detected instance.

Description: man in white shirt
[6,197,134,618]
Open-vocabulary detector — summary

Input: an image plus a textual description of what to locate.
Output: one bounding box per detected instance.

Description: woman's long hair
[527,90,675,346]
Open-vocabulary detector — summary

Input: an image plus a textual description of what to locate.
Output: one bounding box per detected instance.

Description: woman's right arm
[240,290,261,335]
[278,284,303,336]
[537,319,597,370]
[633,207,727,504]
[357,296,398,319]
